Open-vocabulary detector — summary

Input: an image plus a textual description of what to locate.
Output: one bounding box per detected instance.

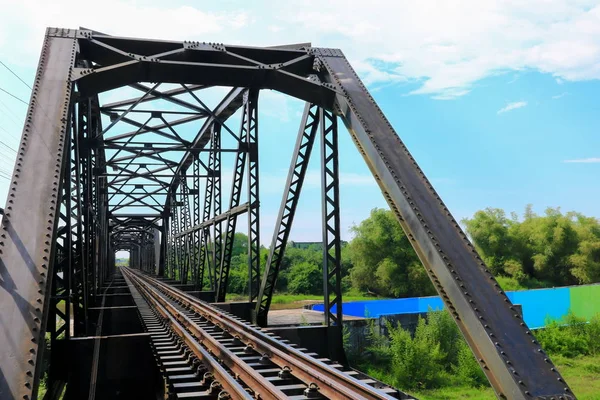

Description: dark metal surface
[216,93,251,302]
[0,28,77,400]
[246,90,261,301]
[319,108,343,336]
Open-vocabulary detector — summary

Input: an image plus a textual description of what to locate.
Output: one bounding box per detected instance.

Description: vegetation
[462,206,600,289]
[536,312,600,358]
[224,233,341,296]
[414,354,600,399]
[347,208,435,297]
[356,309,600,397]
[357,310,486,391]
[221,205,600,301]
[115,258,128,267]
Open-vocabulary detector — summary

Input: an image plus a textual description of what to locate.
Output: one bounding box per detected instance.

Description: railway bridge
[0,28,575,399]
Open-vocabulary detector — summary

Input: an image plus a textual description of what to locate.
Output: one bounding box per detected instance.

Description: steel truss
[0,27,575,400]
[256,103,320,325]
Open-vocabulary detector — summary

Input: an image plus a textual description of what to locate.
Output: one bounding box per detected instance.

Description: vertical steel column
[74,98,90,335]
[192,152,200,286]
[97,162,108,286]
[171,194,181,280]
[84,100,94,303]
[212,125,222,291]
[158,215,167,276]
[216,91,249,302]
[255,103,320,325]
[198,148,214,289]
[246,89,260,301]
[180,179,192,283]
[319,108,343,328]
[165,212,172,277]
[49,110,74,345]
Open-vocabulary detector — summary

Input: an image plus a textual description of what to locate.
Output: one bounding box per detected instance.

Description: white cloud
[497,101,527,114]
[564,158,600,163]
[552,92,569,99]
[0,0,248,65]
[351,59,407,86]
[258,90,300,123]
[278,0,600,98]
[3,0,600,99]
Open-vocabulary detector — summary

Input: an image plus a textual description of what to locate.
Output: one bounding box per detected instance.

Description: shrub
[536,311,595,358]
[360,310,486,390]
[454,341,487,387]
[423,309,463,366]
[588,313,600,355]
[287,262,322,294]
[387,318,446,389]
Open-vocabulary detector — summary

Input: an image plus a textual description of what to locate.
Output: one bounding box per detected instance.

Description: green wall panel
[570,284,600,320]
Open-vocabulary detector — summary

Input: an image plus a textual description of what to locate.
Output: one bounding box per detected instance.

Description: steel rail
[122,269,254,400]
[124,268,397,400]
[123,267,289,400]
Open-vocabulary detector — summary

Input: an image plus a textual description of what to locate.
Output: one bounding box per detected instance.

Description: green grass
[225,292,382,309]
[412,386,494,399]
[411,355,600,399]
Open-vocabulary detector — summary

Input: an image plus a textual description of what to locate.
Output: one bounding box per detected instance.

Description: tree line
[225,205,600,297]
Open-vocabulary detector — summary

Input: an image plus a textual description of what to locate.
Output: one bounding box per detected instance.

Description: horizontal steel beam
[173,202,252,238]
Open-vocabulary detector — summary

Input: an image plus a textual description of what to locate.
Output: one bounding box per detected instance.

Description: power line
[0,168,12,178]
[0,140,16,153]
[0,124,20,143]
[0,60,32,90]
[0,169,11,180]
[0,87,28,106]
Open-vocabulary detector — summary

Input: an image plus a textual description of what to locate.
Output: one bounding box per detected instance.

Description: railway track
[121,267,405,400]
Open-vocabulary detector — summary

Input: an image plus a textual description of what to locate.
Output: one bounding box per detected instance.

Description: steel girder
[319,108,343,329]
[198,148,214,289]
[0,28,78,400]
[212,126,223,290]
[0,27,575,400]
[246,90,261,302]
[216,92,252,302]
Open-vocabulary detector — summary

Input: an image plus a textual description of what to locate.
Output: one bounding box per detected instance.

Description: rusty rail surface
[122,267,402,400]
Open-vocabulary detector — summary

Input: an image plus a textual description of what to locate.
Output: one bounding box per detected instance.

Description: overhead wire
[0,62,57,157]
[0,125,20,143]
[0,98,24,129]
[0,140,16,154]
[0,87,28,105]
[0,60,32,90]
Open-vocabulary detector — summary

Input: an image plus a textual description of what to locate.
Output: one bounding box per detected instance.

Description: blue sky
[1,0,600,245]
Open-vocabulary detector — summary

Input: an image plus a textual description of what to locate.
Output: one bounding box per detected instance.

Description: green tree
[287,261,322,294]
[461,208,518,276]
[348,208,434,298]
[231,232,248,258]
[463,206,600,288]
[569,213,600,284]
[520,207,579,285]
